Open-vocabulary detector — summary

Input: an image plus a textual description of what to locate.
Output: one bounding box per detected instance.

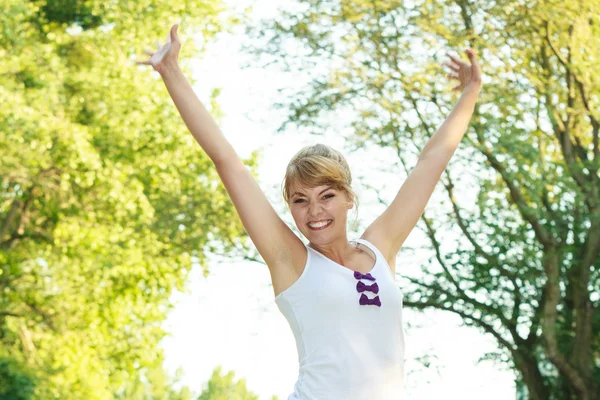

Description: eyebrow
[292,186,333,198]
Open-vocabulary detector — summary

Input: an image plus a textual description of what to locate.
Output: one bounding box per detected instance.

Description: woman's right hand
[136,24,181,75]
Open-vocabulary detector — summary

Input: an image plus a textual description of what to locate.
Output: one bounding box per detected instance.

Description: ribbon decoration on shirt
[356,281,379,294]
[359,293,381,307]
[353,271,376,281]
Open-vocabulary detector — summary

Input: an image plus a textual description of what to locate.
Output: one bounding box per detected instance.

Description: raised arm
[362,49,482,271]
[136,25,306,296]
[137,24,235,165]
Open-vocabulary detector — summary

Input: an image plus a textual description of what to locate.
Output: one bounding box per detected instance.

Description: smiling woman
[282,143,359,220]
[137,23,481,400]
[268,142,411,398]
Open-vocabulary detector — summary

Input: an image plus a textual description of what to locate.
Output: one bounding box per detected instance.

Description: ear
[344,192,353,210]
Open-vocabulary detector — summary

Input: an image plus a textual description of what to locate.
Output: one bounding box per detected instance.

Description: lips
[307,220,333,230]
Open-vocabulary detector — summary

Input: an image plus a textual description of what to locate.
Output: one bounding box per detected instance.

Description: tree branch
[404,298,516,352]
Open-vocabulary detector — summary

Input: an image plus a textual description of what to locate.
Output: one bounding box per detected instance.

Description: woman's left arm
[418,48,483,164]
[362,49,483,261]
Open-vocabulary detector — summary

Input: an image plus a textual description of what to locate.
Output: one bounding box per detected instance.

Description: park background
[1,0,597,399]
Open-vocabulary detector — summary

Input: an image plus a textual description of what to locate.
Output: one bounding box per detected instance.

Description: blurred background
[1,0,598,399]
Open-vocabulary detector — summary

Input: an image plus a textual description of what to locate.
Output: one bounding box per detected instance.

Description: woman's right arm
[136,25,306,287]
[138,24,236,165]
[159,64,237,165]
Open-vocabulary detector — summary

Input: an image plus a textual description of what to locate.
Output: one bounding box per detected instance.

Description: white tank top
[274,238,405,400]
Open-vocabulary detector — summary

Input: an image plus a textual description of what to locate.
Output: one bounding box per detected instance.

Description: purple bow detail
[359,293,381,307]
[356,281,379,294]
[353,271,376,281]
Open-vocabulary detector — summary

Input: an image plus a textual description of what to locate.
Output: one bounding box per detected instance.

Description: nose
[308,201,324,219]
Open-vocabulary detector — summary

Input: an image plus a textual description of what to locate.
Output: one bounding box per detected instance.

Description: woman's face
[289,184,352,242]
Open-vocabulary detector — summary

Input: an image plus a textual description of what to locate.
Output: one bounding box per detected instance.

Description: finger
[444,62,459,72]
[465,49,482,79]
[170,24,179,42]
[447,60,462,70]
[447,53,460,63]
[451,84,462,91]
[466,48,477,63]
[143,49,154,56]
[467,49,481,75]
[135,60,152,65]
[447,53,466,67]
[447,72,459,80]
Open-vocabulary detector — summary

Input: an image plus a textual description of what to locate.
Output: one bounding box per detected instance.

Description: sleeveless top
[274,238,405,400]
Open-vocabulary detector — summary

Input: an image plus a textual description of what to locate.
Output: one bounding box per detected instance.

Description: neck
[309,239,357,264]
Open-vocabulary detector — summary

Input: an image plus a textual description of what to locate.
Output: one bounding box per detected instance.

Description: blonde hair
[281,143,359,224]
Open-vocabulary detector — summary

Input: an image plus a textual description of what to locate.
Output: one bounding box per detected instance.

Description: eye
[293,194,333,204]
[294,193,335,203]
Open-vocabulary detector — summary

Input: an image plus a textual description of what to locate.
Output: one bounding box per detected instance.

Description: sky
[159,0,517,398]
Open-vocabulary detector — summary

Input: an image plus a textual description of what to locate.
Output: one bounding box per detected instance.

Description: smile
[308,220,333,230]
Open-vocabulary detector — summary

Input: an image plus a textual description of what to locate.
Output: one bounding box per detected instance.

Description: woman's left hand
[444,48,482,92]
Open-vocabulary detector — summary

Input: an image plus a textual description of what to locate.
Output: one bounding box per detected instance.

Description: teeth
[309,220,330,228]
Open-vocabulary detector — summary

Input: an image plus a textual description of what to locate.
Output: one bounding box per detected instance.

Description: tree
[0,355,37,400]
[114,359,194,400]
[0,0,257,397]
[243,1,600,399]
[197,366,260,400]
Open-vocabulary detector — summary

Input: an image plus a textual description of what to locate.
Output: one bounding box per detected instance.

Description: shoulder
[359,232,396,274]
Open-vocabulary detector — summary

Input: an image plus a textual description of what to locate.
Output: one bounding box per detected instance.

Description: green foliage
[197,366,259,400]
[114,360,194,400]
[244,0,600,398]
[0,0,258,398]
[0,356,37,400]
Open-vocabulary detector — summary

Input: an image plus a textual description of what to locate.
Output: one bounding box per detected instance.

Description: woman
[137,24,482,399]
